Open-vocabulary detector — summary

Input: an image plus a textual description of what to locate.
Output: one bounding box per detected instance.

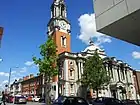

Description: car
[27,96,33,102]
[61,96,89,105]
[7,96,14,103]
[39,98,45,103]
[93,97,124,105]
[87,98,96,105]
[32,96,40,102]
[122,99,139,105]
[53,96,67,105]
[14,95,27,104]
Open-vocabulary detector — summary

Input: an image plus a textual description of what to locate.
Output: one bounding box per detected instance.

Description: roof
[82,40,105,53]
[21,75,42,83]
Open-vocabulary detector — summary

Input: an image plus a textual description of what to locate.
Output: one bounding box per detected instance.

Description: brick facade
[21,75,43,96]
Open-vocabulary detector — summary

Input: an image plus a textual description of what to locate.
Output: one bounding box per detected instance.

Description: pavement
[6,102,46,105]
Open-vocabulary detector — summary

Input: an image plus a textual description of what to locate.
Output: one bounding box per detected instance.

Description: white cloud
[0,58,3,62]
[2,80,8,84]
[78,13,112,45]
[0,72,9,77]
[0,80,8,89]
[132,51,140,59]
[19,67,27,73]
[25,61,34,66]
[11,71,16,74]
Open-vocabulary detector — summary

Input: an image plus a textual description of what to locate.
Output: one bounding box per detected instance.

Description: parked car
[27,96,33,102]
[14,95,27,104]
[122,99,139,105]
[60,96,89,105]
[7,96,14,103]
[87,98,96,105]
[39,97,45,103]
[93,97,124,105]
[53,96,67,105]
[32,96,40,102]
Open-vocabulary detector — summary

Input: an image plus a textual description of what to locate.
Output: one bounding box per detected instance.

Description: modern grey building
[94,0,140,46]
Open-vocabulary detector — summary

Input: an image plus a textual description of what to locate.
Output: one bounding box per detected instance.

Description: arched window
[70,84,74,93]
[70,70,73,76]
[69,68,74,79]
[61,36,66,47]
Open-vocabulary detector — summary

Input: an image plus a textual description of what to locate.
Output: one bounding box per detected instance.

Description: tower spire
[51,0,67,18]
[54,0,65,3]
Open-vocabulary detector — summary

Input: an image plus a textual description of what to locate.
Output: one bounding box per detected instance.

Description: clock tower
[47,0,71,54]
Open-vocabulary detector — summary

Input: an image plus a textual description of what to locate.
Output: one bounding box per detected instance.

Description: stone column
[125,69,130,99]
[78,61,81,79]
[64,59,69,96]
[118,68,122,81]
[81,61,84,74]
[114,66,119,82]
[107,85,111,97]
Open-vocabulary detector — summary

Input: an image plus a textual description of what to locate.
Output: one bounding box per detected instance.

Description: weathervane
[89,37,94,45]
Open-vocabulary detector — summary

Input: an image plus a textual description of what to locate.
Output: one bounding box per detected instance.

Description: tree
[32,36,58,105]
[79,51,110,98]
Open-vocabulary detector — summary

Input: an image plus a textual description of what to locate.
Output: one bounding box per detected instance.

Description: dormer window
[61,36,66,47]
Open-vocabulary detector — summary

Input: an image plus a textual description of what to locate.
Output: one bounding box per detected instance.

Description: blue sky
[0,0,140,90]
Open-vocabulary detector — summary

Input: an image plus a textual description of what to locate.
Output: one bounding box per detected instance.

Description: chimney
[30,74,34,78]
[26,76,29,79]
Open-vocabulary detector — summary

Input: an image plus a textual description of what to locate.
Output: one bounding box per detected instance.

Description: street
[6,102,46,105]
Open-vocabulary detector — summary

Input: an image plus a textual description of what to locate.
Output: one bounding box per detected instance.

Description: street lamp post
[8,67,19,93]
[8,68,12,91]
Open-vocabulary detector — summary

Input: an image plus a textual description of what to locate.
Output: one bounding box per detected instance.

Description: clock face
[60,21,67,30]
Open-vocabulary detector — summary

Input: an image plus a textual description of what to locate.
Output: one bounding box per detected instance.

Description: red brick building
[21,74,43,97]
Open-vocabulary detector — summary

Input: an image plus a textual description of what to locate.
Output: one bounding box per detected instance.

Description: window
[61,36,66,47]
[69,69,74,79]
[111,69,113,79]
[70,61,73,65]
[70,84,74,93]
[120,65,125,80]
[70,70,72,76]
[54,85,56,91]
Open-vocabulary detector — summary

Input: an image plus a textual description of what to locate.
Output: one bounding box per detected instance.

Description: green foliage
[32,36,58,82]
[80,51,111,91]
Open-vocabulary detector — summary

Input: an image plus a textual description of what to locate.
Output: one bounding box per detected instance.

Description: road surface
[6,102,46,105]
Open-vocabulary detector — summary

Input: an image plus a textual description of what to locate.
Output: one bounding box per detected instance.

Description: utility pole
[8,67,19,94]
[8,68,12,93]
